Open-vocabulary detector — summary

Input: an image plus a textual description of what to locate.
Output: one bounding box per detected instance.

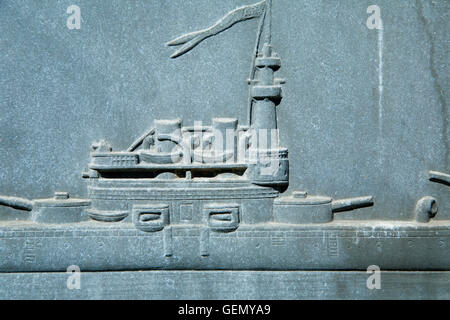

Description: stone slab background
[0,0,448,221]
[1,271,449,299]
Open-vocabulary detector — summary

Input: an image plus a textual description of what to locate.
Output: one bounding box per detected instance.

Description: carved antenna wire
[247,0,272,126]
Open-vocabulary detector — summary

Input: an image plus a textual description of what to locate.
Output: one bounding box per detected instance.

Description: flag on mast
[167,0,267,58]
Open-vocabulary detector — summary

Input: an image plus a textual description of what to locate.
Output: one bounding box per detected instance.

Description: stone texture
[0,0,448,299]
[1,271,448,300]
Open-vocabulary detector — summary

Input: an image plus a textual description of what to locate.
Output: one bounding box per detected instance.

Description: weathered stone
[0,0,448,299]
[0,271,448,300]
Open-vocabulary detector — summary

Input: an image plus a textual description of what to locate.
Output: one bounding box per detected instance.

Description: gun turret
[274,192,374,224]
[0,192,90,223]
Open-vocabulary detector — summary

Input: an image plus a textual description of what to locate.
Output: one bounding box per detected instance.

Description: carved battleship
[0,0,448,272]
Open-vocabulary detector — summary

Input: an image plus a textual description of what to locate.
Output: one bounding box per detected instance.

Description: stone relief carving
[429,170,450,186]
[414,196,438,223]
[0,0,448,273]
[413,170,450,223]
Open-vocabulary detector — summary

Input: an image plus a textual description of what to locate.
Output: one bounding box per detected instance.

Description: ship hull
[1,220,448,272]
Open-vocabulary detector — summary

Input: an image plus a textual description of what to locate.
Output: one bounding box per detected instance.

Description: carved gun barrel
[331,196,374,213]
[0,192,90,223]
[0,195,33,211]
[429,170,450,186]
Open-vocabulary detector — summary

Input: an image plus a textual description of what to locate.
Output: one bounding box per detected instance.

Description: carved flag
[167,0,266,58]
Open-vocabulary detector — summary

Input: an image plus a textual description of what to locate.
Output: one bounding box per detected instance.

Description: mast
[247,0,278,128]
[265,0,272,44]
[247,0,282,149]
[247,1,267,126]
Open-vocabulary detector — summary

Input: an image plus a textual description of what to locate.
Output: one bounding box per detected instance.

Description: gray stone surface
[0,0,448,221]
[1,221,449,272]
[0,0,449,299]
[1,271,449,299]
